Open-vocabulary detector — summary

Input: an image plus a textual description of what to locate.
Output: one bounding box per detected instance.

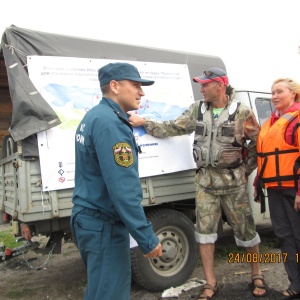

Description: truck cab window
[255,98,274,126]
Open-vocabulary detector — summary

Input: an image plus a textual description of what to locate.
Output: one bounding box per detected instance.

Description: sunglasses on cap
[203,70,226,85]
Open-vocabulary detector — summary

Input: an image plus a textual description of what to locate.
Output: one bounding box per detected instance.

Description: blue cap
[98,62,155,87]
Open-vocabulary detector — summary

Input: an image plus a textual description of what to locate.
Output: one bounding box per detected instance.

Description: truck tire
[131,208,198,292]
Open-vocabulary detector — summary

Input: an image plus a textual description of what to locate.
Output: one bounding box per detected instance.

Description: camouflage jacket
[144,87,260,192]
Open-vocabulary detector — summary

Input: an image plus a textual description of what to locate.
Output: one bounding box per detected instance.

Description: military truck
[0,25,272,292]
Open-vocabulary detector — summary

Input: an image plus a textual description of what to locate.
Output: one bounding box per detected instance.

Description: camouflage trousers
[195,184,260,247]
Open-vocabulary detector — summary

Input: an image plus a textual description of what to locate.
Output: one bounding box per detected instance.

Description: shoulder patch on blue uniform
[113,142,134,167]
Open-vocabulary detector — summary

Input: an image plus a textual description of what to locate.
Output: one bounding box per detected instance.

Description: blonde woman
[256,78,300,300]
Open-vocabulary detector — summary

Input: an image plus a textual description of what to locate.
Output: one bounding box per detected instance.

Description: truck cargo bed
[0,153,196,227]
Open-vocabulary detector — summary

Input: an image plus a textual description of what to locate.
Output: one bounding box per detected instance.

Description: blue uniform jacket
[72,97,159,254]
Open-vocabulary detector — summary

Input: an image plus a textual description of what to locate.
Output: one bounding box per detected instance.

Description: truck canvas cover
[0,25,225,142]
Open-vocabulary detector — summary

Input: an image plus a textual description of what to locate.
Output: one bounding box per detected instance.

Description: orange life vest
[257,111,300,189]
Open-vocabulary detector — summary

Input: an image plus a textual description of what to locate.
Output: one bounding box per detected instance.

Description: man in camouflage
[129,68,268,299]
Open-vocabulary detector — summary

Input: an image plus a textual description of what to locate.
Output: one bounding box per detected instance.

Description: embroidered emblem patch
[113,142,134,167]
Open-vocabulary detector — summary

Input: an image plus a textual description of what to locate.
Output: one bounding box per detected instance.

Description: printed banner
[27,56,196,191]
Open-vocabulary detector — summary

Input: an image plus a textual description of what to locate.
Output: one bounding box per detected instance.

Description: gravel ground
[131,220,291,300]
[0,220,294,300]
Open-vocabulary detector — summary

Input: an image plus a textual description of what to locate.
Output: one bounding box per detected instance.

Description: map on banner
[27,56,196,191]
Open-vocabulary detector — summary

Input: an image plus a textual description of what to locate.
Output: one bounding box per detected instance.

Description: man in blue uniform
[71,62,162,300]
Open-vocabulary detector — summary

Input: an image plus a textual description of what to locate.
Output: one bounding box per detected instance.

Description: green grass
[0,228,23,249]
[4,288,35,299]
[5,288,35,299]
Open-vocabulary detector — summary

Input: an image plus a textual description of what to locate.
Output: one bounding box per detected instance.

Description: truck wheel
[131,208,198,292]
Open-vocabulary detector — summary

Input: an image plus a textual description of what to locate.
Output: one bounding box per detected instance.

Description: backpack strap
[228,101,241,122]
[197,101,210,121]
[198,100,241,122]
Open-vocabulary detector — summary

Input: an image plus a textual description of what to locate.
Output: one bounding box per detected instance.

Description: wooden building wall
[0,55,12,149]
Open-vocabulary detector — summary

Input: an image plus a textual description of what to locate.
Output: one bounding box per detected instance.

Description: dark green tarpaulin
[0,25,225,141]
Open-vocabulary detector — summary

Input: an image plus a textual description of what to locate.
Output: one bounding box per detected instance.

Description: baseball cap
[98,62,155,87]
[193,67,229,86]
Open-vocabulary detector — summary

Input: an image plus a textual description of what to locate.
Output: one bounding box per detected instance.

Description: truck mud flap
[45,231,64,254]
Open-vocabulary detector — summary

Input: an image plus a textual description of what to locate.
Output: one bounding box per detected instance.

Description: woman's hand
[294,194,300,212]
[253,189,261,203]
[253,189,257,199]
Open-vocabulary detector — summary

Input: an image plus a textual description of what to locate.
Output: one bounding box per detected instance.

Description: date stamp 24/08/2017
[227,252,293,264]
